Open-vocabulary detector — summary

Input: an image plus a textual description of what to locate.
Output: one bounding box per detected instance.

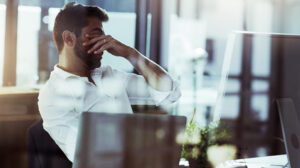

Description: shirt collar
[53,65,102,79]
[53,65,78,79]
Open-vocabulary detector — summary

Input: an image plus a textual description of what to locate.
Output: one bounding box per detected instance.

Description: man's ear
[62,30,76,47]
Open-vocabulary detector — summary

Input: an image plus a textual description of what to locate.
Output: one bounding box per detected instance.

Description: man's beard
[74,38,102,70]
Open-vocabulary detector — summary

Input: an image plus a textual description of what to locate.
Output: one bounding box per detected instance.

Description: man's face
[74,17,105,70]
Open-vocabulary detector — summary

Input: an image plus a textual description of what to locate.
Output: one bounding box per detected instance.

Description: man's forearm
[126,49,174,92]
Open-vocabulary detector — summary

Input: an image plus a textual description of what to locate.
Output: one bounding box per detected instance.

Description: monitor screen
[213,31,300,156]
[215,31,300,121]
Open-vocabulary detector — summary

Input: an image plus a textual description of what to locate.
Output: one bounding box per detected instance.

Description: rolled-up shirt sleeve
[122,71,181,106]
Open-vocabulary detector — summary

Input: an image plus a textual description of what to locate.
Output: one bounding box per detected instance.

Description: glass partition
[0,2,6,86]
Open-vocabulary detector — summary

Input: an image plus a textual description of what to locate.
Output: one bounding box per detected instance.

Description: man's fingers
[85,33,104,38]
[83,35,108,46]
[87,38,109,54]
[83,36,104,46]
[94,43,113,54]
[88,38,115,54]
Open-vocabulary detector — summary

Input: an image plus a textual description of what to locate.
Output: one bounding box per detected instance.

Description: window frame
[1,0,163,86]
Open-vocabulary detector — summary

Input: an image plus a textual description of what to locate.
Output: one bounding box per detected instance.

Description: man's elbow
[160,86,181,105]
[169,86,181,103]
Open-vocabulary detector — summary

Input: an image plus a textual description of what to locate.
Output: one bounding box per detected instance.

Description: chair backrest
[27,119,72,168]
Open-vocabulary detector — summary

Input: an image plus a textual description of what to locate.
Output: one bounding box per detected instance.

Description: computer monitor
[213,31,300,156]
[214,31,300,120]
[72,112,186,168]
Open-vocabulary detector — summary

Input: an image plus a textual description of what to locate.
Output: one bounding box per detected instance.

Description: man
[38,2,181,162]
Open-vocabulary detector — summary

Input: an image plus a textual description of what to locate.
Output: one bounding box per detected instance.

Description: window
[100,12,136,72]
[11,0,137,86]
[16,6,40,86]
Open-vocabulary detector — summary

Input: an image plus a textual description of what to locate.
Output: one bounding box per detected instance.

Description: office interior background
[0,0,300,167]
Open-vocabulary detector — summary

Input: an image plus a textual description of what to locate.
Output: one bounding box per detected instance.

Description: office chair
[27,119,72,168]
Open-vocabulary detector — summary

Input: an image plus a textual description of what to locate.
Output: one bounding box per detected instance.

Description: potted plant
[178,109,237,168]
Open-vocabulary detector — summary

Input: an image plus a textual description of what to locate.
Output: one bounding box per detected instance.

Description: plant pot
[188,158,200,168]
[188,158,212,168]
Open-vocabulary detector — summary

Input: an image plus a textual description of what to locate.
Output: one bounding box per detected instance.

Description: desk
[0,87,40,168]
[219,155,288,168]
[0,87,39,116]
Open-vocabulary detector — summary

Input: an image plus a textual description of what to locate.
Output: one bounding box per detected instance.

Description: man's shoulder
[38,78,57,103]
[38,77,77,120]
[39,72,61,92]
[38,73,71,105]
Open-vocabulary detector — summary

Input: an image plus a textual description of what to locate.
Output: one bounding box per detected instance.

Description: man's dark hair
[53,2,109,53]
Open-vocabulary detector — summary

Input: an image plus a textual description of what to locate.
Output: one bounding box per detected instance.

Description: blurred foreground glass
[167,19,235,127]
[164,0,245,127]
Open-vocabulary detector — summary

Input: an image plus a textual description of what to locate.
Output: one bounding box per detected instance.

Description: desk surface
[0,87,39,96]
[237,154,287,165]
[221,155,288,168]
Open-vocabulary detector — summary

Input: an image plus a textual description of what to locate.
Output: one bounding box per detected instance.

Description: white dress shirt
[38,65,181,162]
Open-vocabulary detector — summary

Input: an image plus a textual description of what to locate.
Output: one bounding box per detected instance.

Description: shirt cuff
[147,80,181,106]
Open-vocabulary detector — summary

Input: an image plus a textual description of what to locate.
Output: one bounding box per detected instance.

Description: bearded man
[38,2,181,162]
